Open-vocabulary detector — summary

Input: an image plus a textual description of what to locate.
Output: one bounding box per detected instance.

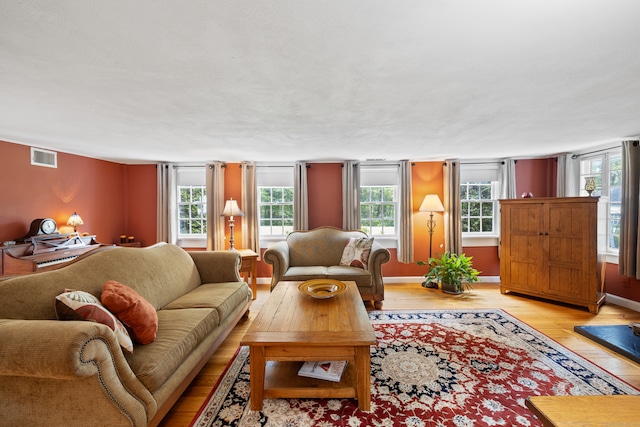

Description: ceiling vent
[30,147,57,168]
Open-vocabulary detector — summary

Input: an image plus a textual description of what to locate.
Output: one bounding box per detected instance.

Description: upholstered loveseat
[0,243,251,427]
[263,226,390,309]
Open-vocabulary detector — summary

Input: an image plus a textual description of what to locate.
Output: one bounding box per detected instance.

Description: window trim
[578,147,622,259]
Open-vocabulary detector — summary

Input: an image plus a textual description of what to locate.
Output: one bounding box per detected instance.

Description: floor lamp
[221,198,244,251]
[419,194,445,288]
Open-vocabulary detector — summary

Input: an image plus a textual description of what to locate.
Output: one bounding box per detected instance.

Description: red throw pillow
[101,280,158,345]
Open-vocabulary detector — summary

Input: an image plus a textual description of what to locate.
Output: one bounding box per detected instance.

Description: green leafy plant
[418,252,480,294]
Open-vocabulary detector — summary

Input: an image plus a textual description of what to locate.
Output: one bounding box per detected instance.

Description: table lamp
[221,198,244,251]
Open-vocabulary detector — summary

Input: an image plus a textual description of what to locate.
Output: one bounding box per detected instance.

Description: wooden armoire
[499,197,605,314]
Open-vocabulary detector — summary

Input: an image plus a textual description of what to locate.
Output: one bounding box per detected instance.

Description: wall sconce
[67,212,84,233]
[221,198,244,251]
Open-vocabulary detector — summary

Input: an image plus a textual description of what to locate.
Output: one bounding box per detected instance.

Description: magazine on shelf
[298,360,347,382]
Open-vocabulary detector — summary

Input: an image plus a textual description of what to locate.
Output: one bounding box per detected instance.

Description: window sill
[462,235,499,247]
[177,237,207,248]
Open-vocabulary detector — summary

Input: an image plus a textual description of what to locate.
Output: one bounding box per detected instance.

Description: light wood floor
[159,282,640,426]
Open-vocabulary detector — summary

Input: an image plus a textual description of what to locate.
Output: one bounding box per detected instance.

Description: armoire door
[544,202,595,300]
[500,202,545,293]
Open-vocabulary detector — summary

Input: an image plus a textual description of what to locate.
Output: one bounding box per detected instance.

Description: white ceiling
[1,1,640,164]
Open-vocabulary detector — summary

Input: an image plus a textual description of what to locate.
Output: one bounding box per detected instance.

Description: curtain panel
[499,159,517,199]
[556,154,580,197]
[156,163,177,244]
[294,162,309,231]
[342,161,360,230]
[443,160,462,255]
[397,160,414,263]
[206,162,226,250]
[618,140,640,278]
[241,162,259,256]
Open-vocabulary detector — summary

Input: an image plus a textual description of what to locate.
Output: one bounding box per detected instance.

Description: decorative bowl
[298,279,347,299]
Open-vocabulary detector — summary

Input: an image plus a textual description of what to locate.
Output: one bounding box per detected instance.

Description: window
[579,148,621,253]
[257,165,295,238]
[460,181,498,234]
[175,166,207,247]
[259,187,294,236]
[359,164,399,237]
[178,185,207,235]
[360,186,397,236]
[460,162,501,245]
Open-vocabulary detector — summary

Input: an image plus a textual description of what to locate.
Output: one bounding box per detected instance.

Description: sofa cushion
[282,266,372,288]
[283,266,330,281]
[101,280,158,345]
[125,307,220,392]
[340,237,374,269]
[326,266,372,287]
[55,290,134,353]
[162,282,250,321]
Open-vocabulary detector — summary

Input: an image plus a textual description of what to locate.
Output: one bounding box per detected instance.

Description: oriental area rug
[191,309,639,427]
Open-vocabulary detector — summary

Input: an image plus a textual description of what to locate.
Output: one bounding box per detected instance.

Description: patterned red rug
[191,309,639,427]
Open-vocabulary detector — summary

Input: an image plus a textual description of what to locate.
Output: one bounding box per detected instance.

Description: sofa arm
[0,319,155,426]
[263,241,290,291]
[367,240,391,290]
[188,250,242,284]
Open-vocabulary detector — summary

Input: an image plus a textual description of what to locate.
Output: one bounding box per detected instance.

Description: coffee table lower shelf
[263,361,358,400]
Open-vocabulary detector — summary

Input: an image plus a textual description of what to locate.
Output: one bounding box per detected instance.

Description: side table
[237,249,258,300]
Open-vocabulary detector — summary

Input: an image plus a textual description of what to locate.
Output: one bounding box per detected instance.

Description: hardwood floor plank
[159,282,640,427]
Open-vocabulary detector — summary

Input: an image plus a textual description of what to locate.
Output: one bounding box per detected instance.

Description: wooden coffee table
[240,280,377,411]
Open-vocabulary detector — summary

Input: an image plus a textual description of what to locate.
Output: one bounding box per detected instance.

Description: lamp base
[422,281,438,289]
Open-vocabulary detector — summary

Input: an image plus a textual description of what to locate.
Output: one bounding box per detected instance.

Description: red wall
[123,164,158,247]
[0,141,126,244]
[515,158,557,198]
[307,163,343,229]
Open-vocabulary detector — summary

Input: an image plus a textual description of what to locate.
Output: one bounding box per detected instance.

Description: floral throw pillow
[340,237,374,269]
[55,289,134,353]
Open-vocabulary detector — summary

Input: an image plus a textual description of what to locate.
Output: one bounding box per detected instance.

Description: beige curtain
[618,140,640,278]
[342,161,360,230]
[241,162,259,255]
[556,154,580,197]
[397,160,414,263]
[294,162,309,231]
[156,163,177,244]
[443,160,462,255]
[206,162,226,250]
[499,159,517,199]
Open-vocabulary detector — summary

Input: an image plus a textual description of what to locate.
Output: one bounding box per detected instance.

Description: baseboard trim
[605,293,640,313]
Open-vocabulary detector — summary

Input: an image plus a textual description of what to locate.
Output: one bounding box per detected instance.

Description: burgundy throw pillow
[101,280,158,345]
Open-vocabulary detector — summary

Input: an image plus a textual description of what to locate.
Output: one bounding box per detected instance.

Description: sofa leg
[373,301,383,310]
[242,309,250,320]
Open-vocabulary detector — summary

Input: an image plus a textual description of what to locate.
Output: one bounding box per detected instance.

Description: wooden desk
[240,281,377,411]
[237,249,258,300]
[525,395,640,426]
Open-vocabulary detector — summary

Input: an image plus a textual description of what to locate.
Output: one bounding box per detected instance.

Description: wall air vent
[30,147,57,168]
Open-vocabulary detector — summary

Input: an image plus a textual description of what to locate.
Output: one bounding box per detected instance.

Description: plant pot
[441,282,463,295]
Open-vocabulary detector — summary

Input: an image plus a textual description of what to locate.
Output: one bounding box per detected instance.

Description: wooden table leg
[249,346,266,410]
[354,346,371,411]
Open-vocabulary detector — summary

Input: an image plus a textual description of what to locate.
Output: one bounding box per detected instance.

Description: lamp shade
[221,198,244,217]
[67,212,84,227]
[419,195,444,213]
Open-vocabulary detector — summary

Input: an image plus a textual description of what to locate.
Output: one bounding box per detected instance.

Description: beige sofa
[0,243,251,427]
[263,226,390,309]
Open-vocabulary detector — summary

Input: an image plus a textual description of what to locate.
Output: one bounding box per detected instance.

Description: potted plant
[418,252,480,294]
